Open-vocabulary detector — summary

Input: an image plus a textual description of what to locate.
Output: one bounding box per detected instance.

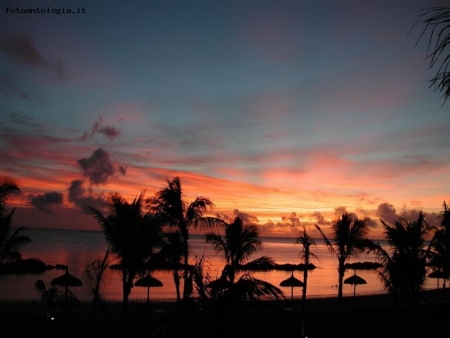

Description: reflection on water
[0,228,436,303]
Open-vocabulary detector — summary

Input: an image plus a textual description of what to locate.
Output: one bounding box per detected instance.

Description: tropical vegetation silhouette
[153,229,184,303]
[315,211,374,303]
[3,173,450,314]
[372,211,437,308]
[295,225,317,313]
[205,216,285,304]
[34,278,79,319]
[146,176,224,302]
[429,201,450,289]
[90,191,164,314]
[0,176,31,265]
[413,6,450,104]
[82,248,111,314]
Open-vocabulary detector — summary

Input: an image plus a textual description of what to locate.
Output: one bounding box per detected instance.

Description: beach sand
[1,289,449,338]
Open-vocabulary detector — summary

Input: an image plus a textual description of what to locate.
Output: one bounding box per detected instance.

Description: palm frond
[296,226,318,262]
[34,279,48,299]
[228,274,285,302]
[205,232,228,259]
[191,254,212,301]
[0,217,31,263]
[82,248,111,302]
[0,176,20,214]
[413,6,450,104]
[237,256,276,272]
[315,224,337,256]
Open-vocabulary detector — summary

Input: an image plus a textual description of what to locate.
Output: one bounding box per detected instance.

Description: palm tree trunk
[301,268,307,312]
[122,270,134,315]
[182,239,189,301]
[122,269,128,314]
[338,260,344,303]
[300,264,309,338]
[173,271,181,303]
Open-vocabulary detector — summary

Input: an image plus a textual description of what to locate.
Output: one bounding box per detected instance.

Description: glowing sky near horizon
[1,0,450,238]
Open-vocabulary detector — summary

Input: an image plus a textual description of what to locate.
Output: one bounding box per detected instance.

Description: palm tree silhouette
[189,254,212,302]
[205,217,262,284]
[296,225,317,313]
[0,176,20,214]
[155,230,184,303]
[205,216,284,302]
[412,6,450,105]
[429,201,450,288]
[147,176,224,301]
[315,212,373,303]
[90,191,163,314]
[374,211,437,307]
[82,248,111,314]
[34,279,78,319]
[0,176,31,264]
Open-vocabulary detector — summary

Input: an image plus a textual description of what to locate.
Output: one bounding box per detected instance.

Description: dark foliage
[0,258,49,274]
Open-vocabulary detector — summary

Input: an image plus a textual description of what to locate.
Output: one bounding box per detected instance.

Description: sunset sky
[1,0,450,239]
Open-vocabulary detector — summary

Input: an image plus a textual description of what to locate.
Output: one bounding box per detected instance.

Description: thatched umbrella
[50,268,82,303]
[428,270,447,289]
[280,271,304,301]
[344,272,367,297]
[134,274,163,308]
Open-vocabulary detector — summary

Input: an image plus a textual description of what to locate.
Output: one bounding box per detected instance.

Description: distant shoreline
[16,226,390,241]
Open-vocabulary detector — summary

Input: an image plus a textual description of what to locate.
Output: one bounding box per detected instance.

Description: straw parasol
[279,271,304,301]
[428,270,447,289]
[344,272,367,297]
[134,274,163,308]
[50,268,82,303]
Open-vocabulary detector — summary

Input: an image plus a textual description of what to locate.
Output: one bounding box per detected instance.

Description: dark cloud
[375,202,440,228]
[334,206,347,217]
[376,203,398,225]
[27,191,63,214]
[363,216,378,228]
[216,209,259,225]
[262,219,277,233]
[281,212,301,228]
[68,179,108,214]
[398,208,440,227]
[262,212,303,234]
[99,126,121,140]
[78,148,125,185]
[232,209,259,224]
[354,207,378,228]
[312,211,328,225]
[81,117,121,141]
[118,165,127,175]
[0,33,65,78]
[399,208,423,223]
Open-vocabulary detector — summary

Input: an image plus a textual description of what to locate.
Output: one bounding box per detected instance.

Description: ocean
[0,228,437,303]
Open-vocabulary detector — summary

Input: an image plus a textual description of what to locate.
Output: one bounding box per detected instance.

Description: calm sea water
[0,228,437,303]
